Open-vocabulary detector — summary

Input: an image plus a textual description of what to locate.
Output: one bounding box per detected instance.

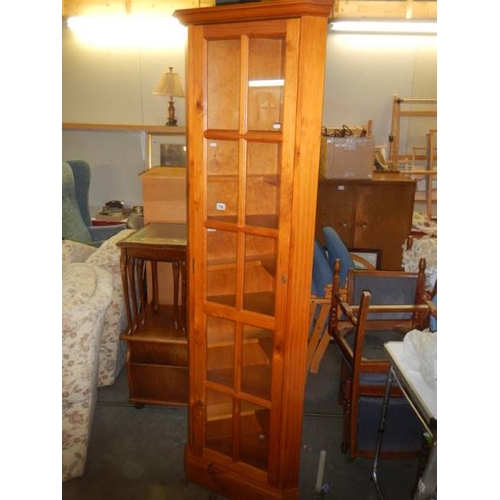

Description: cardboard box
[140,167,187,306]
[319,136,374,179]
[140,167,187,223]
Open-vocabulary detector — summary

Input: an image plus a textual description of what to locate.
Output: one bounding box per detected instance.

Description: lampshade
[154,67,185,97]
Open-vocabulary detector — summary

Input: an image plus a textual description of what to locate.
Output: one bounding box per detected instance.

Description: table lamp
[154,67,185,126]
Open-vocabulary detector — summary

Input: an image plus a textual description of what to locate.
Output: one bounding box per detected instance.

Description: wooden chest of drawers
[315,173,416,270]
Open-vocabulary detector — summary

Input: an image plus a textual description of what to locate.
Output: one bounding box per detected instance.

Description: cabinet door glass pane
[206,389,233,457]
[241,324,273,400]
[248,37,285,132]
[243,234,276,316]
[207,39,240,130]
[246,141,280,229]
[206,229,237,307]
[207,316,235,388]
[239,402,270,471]
[207,139,239,224]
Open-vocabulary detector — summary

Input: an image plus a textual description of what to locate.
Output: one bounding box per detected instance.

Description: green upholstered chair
[62,160,126,247]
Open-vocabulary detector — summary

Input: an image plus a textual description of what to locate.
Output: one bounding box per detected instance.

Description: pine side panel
[186,23,207,457]
[277,13,328,489]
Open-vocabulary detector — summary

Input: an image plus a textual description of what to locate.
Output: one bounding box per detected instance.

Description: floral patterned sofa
[62,229,133,481]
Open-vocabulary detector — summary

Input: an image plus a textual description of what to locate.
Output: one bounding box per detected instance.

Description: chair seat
[344,329,405,360]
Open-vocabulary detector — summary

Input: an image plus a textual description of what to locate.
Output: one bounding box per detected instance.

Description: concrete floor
[62,344,421,500]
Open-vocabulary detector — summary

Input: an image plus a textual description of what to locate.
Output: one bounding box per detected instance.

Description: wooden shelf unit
[387,95,437,220]
[62,122,185,134]
[118,223,188,407]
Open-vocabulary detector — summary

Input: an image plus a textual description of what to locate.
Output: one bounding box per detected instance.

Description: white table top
[384,341,437,423]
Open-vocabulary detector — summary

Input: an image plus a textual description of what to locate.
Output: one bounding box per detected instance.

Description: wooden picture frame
[350,248,381,269]
[147,132,187,169]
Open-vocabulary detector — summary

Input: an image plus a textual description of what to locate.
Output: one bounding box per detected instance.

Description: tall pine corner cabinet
[174,1,332,499]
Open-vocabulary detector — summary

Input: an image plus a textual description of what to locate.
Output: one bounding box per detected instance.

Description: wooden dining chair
[329,258,433,459]
[307,233,378,374]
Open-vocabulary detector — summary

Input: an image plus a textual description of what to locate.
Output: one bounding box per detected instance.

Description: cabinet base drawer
[128,341,187,365]
[185,447,299,500]
[127,363,188,406]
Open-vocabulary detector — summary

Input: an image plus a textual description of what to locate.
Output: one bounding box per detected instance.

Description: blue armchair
[62,160,127,247]
[307,240,334,372]
[322,226,377,290]
[322,226,354,289]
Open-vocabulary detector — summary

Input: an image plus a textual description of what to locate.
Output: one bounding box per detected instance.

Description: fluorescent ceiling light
[66,15,187,48]
[329,21,437,35]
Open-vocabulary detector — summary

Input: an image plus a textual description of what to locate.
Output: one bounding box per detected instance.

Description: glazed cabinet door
[188,19,296,485]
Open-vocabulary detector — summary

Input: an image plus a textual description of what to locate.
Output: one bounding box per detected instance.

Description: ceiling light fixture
[66,15,187,48]
[329,20,437,35]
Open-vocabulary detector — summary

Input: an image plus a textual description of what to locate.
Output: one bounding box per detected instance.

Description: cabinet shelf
[207,254,276,275]
[206,401,269,422]
[206,404,270,472]
[208,328,273,348]
[206,214,279,230]
[204,129,283,142]
[245,215,279,229]
[208,174,280,186]
[207,364,271,401]
[119,305,187,344]
[205,386,271,418]
[208,291,275,316]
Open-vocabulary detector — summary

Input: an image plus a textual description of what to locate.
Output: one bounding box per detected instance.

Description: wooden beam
[62,0,214,18]
[330,1,437,20]
[62,1,436,20]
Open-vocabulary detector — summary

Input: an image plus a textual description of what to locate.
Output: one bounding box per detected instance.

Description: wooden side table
[118,222,188,407]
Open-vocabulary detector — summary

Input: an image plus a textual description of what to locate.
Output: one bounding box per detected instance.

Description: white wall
[63,129,147,209]
[62,24,437,211]
[62,26,187,125]
[322,33,437,150]
[62,24,188,210]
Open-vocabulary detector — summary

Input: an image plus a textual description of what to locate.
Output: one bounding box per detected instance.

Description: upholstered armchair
[62,160,126,247]
[62,229,134,387]
[62,229,134,481]
[402,234,437,293]
[322,226,376,290]
[62,263,113,481]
